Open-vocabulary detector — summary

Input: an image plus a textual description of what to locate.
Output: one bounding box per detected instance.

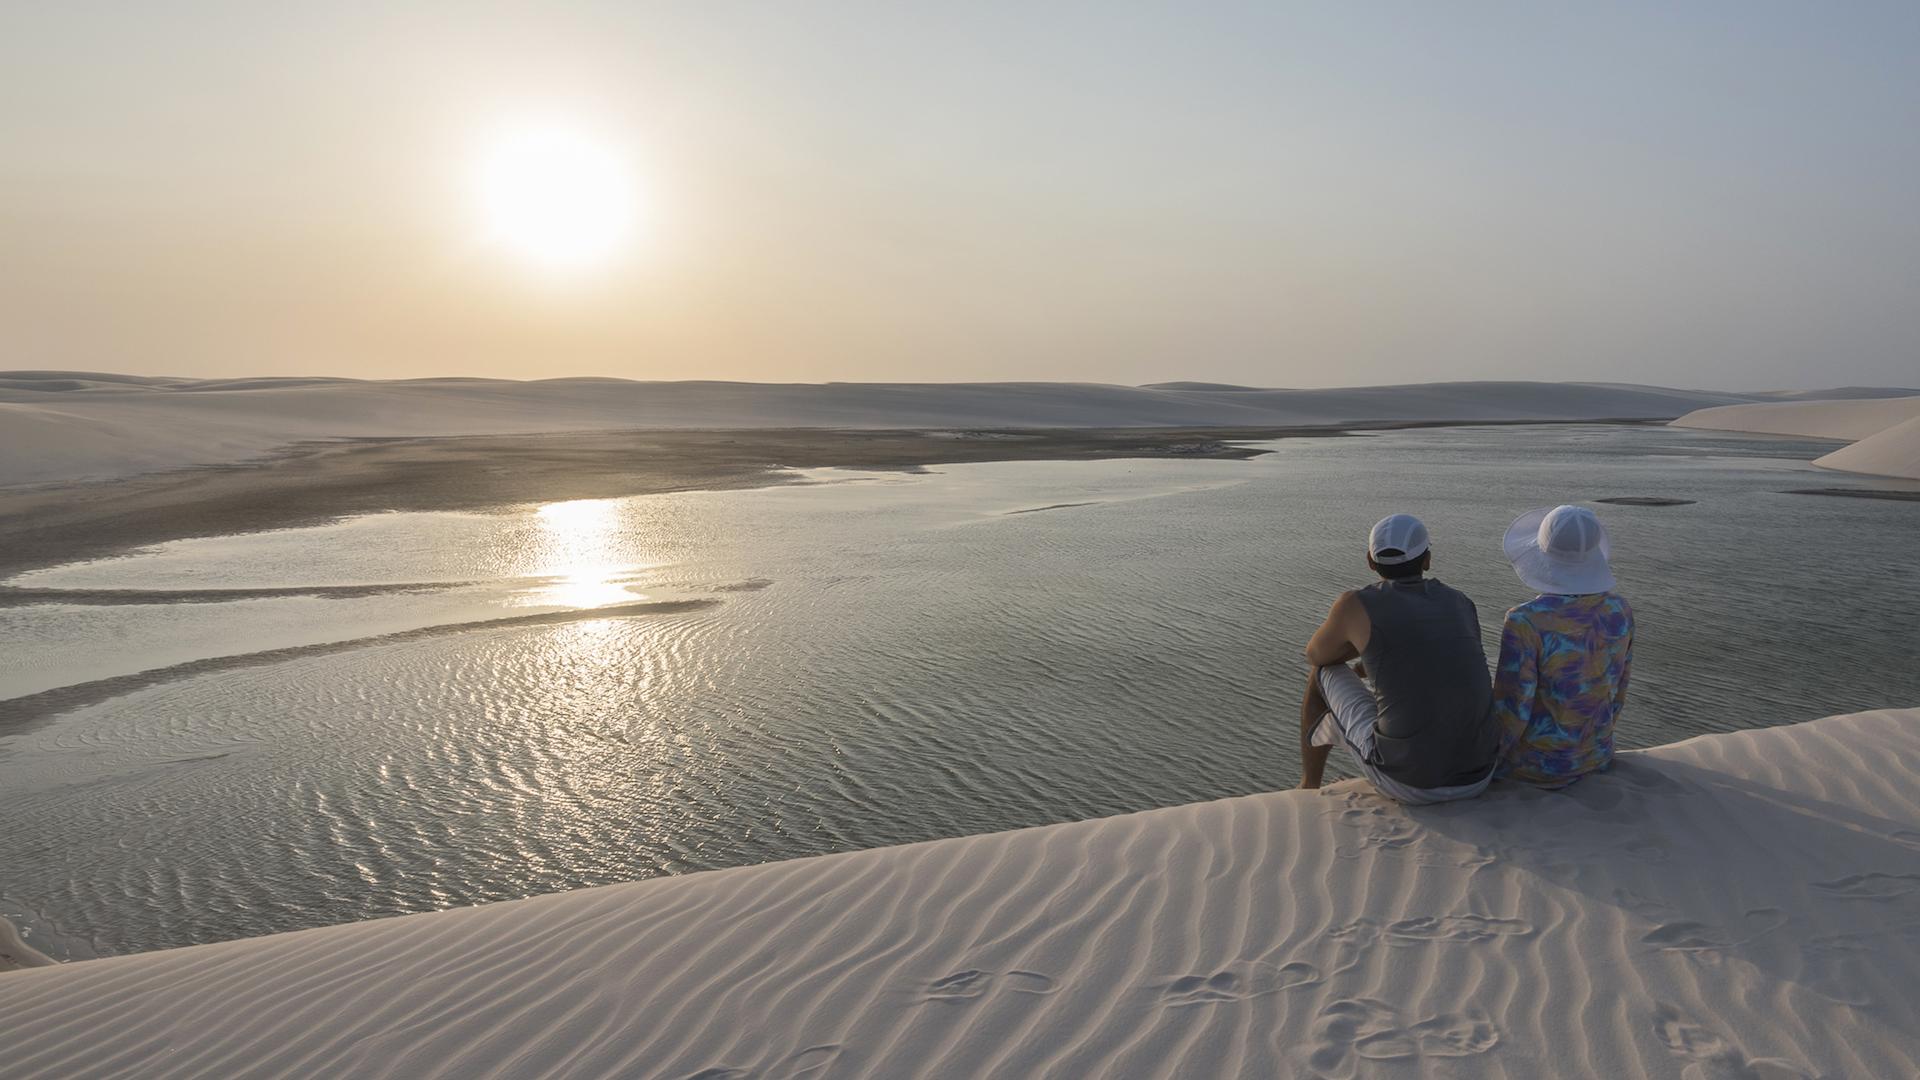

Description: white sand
[1816,416,1920,482]
[0,372,1862,488]
[1671,396,1920,442]
[4,709,1916,1079]
[1672,396,1920,480]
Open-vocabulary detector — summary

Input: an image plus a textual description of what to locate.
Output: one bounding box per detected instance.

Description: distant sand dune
[1671,395,1920,442]
[4,709,1916,1078]
[1672,396,1920,480]
[1816,415,1920,481]
[8,372,1910,488]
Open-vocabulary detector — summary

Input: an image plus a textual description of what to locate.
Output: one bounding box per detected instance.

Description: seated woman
[1492,505,1634,787]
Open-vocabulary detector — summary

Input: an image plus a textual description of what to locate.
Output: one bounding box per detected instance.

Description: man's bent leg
[1298,665,1336,789]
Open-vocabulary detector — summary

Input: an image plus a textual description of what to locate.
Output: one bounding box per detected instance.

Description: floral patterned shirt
[1491,592,1634,787]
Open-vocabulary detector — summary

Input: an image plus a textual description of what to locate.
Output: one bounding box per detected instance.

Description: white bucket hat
[1503,504,1616,595]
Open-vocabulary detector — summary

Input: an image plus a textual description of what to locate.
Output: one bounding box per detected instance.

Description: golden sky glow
[3,4,1918,387]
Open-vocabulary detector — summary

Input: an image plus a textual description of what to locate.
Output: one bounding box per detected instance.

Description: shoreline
[0,419,1663,579]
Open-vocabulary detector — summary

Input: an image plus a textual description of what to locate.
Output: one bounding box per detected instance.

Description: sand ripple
[4,710,1917,1078]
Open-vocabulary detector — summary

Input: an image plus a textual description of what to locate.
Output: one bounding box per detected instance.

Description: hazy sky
[4,2,1918,387]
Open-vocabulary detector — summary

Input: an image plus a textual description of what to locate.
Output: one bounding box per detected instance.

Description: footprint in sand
[681,1044,843,1080]
[1799,934,1877,1007]
[1156,960,1320,1006]
[1323,914,1530,980]
[924,969,995,1001]
[1308,998,1498,1072]
[1003,970,1057,995]
[1384,913,1532,945]
[1413,841,1497,869]
[921,968,1056,1004]
[1812,872,1920,901]
[1613,887,1674,921]
[1638,908,1874,1006]
[1331,803,1420,858]
[1642,908,1787,953]
[1654,1004,1814,1079]
[1332,913,1532,953]
[1325,792,1497,867]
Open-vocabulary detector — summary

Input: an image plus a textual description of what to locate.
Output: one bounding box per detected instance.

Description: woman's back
[1491,591,1635,786]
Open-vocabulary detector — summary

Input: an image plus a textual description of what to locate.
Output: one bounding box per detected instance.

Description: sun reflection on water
[523,498,652,608]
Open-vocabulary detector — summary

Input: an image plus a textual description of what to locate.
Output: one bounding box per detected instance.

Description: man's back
[1353,578,1498,789]
[1492,592,1634,786]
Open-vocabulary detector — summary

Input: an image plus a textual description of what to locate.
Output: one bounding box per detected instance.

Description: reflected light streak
[524,498,652,608]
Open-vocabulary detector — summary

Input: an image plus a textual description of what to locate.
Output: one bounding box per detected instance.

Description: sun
[475,125,638,270]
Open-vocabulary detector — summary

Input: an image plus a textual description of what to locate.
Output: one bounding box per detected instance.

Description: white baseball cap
[1368,513,1430,565]
[1503,504,1616,595]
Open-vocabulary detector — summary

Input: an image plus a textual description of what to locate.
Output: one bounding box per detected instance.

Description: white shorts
[1312,665,1492,806]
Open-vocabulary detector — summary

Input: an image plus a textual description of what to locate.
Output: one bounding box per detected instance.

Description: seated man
[1298,513,1499,804]
[1491,504,1634,787]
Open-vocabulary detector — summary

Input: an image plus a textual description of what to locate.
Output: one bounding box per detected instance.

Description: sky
[3,2,1918,388]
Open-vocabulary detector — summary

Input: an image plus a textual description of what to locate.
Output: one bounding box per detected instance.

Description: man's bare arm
[1305,591,1369,667]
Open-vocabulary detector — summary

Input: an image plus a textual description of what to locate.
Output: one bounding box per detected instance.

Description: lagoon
[2,423,1915,959]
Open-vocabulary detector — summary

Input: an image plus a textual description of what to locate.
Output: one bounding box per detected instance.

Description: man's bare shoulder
[1332,589,1373,627]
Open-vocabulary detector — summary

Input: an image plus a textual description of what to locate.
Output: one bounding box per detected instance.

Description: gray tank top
[1355,578,1497,789]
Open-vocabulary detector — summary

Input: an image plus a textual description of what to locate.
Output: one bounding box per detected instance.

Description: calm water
[3,424,1916,959]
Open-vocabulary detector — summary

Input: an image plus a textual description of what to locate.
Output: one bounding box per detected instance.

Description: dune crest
[4,710,1916,1078]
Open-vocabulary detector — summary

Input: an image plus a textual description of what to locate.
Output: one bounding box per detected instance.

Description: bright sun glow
[476,126,637,270]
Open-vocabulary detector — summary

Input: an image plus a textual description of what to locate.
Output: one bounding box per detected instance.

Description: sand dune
[4,709,1915,1078]
[5,372,1895,488]
[1672,396,1920,480]
[1815,415,1920,480]
[1671,395,1920,442]
[1737,386,1920,402]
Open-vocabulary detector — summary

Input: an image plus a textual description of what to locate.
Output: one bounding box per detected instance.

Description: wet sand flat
[0,427,1307,578]
[0,420,1678,579]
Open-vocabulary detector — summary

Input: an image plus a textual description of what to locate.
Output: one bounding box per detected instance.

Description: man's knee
[1302,667,1334,725]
